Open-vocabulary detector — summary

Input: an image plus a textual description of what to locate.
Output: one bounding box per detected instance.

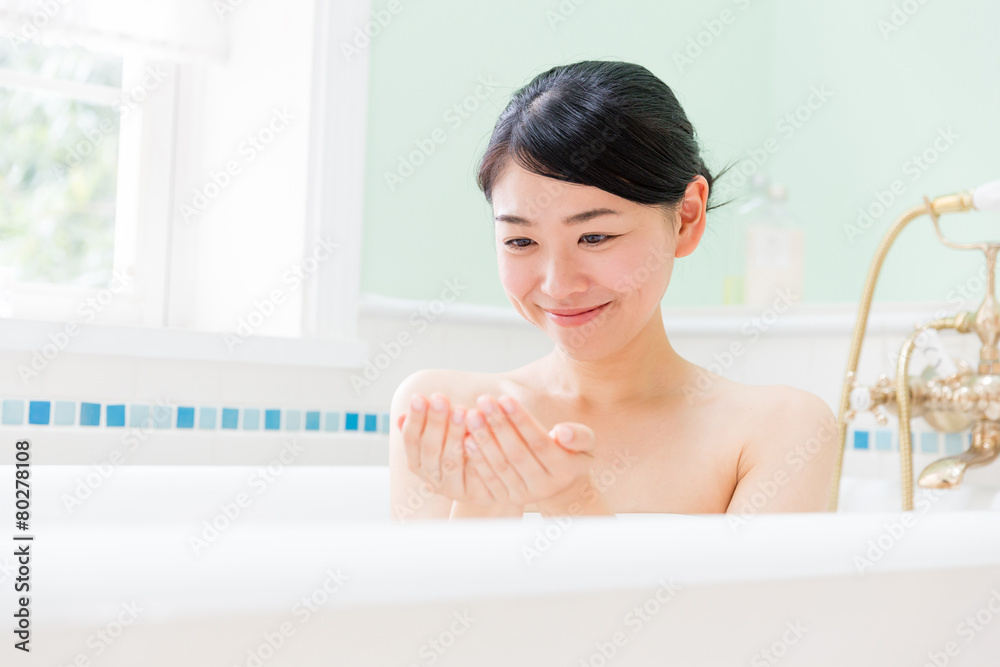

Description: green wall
[361,0,1000,308]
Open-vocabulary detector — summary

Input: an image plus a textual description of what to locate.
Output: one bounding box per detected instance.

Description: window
[0,40,123,286]
[0,35,171,327]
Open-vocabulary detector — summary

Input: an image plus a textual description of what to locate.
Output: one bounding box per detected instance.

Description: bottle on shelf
[722,174,768,305]
[744,182,804,307]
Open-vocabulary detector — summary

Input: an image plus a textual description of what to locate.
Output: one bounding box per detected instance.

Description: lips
[544,304,608,316]
[543,302,611,327]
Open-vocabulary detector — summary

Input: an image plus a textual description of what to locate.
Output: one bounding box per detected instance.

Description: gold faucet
[830,181,1000,511]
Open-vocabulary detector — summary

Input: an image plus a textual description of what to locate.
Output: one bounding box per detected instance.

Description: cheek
[497,256,529,296]
[611,248,672,299]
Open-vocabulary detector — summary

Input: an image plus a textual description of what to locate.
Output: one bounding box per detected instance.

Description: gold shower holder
[830,181,1000,511]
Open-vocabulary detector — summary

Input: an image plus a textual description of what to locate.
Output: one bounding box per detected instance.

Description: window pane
[0,86,119,287]
[0,38,123,87]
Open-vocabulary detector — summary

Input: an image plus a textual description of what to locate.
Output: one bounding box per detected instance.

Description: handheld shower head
[972,179,1000,212]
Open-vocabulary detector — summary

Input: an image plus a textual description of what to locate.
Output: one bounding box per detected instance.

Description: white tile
[0,351,46,396]
[37,353,136,401]
[133,358,222,403]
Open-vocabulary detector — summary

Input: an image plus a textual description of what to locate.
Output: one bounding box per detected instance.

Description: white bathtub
[3,465,1000,667]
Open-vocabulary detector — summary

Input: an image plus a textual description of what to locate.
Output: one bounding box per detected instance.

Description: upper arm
[388,369,456,523]
[726,387,839,515]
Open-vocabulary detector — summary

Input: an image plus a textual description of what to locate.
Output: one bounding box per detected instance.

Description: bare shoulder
[748,384,834,422]
[722,382,839,512]
[733,383,837,448]
[741,384,838,480]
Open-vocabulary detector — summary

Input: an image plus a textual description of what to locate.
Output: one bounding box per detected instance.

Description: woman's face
[491,161,706,355]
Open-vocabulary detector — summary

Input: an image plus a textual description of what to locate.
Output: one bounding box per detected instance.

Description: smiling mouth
[542,302,612,326]
[544,303,609,316]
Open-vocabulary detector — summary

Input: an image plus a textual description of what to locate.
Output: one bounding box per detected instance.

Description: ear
[674,175,709,258]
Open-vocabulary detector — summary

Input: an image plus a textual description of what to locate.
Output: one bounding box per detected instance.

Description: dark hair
[476,60,733,219]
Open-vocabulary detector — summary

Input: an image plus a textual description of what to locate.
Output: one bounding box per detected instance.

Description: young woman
[388,60,838,521]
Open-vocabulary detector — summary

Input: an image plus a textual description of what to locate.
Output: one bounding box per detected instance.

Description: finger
[420,392,451,489]
[477,395,549,495]
[466,406,530,501]
[439,405,467,494]
[401,394,428,475]
[548,423,596,454]
[464,433,509,502]
[495,393,570,474]
[462,447,497,505]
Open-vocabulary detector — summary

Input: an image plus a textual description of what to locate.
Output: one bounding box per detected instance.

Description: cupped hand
[460,393,596,507]
[398,392,500,506]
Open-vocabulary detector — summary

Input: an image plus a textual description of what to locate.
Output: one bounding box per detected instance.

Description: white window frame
[0,1,372,367]
[0,49,173,329]
[300,0,371,343]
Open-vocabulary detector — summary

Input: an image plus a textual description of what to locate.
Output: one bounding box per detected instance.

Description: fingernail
[451,407,465,425]
[498,395,516,413]
[554,424,573,444]
[411,395,424,411]
[431,395,447,412]
[480,397,497,414]
[466,410,483,428]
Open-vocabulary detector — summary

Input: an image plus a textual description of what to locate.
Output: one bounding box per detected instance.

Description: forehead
[491,161,626,219]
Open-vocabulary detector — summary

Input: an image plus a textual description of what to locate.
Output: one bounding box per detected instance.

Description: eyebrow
[494,208,621,226]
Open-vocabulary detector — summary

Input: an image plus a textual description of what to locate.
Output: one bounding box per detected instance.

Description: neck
[540,304,693,412]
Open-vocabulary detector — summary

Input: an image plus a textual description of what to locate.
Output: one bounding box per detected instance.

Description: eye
[580,234,614,246]
[503,234,618,251]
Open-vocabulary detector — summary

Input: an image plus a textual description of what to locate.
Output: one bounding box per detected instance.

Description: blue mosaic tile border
[0,399,389,434]
[849,428,972,454]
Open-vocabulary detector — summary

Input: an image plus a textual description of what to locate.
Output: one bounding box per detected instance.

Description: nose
[540,250,589,301]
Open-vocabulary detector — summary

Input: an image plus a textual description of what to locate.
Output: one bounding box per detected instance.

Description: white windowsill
[0,317,369,368]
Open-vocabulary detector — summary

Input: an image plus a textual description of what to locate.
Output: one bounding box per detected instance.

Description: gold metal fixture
[829,181,1000,510]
